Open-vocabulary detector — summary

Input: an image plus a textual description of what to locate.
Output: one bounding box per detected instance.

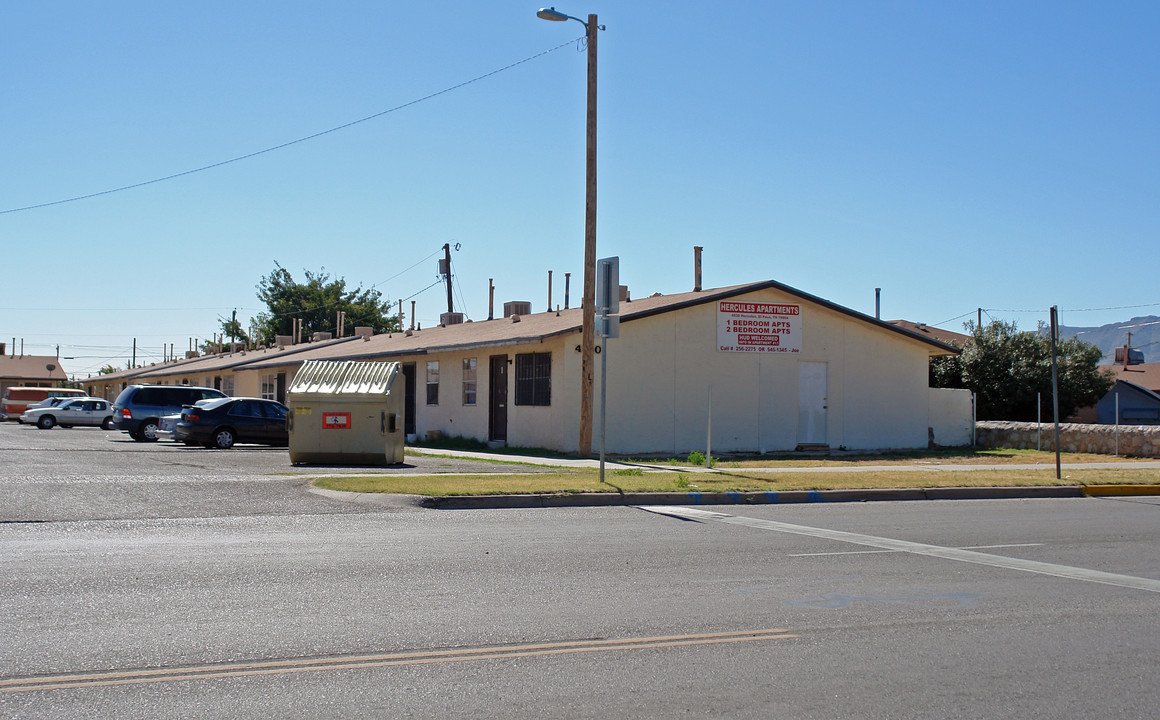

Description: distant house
[1096,380,1160,425]
[0,342,69,397]
[82,279,971,454]
[1102,362,1160,394]
[887,320,970,347]
[1071,349,1160,424]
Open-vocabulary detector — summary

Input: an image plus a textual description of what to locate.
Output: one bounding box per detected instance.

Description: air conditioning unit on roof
[504,301,532,318]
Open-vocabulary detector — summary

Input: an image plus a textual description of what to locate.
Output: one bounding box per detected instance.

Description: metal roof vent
[440,312,465,326]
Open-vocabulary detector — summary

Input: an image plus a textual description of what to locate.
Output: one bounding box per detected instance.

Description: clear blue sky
[4,1,1158,378]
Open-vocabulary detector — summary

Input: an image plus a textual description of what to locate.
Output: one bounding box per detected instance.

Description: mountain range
[1058,315,1160,365]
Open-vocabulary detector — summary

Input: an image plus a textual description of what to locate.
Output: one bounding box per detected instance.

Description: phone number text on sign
[717,301,801,353]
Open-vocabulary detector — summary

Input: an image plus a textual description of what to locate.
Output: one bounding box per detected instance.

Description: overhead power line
[1,38,581,215]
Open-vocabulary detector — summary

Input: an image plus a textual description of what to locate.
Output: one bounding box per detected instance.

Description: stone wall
[976,420,1160,457]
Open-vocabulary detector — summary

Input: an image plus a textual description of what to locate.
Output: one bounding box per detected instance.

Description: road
[2,422,1159,718]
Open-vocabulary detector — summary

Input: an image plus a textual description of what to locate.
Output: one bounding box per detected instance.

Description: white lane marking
[639,506,1160,594]
[788,542,1045,558]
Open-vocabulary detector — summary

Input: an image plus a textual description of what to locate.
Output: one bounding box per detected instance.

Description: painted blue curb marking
[727,492,741,503]
[690,492,703,504]
[764,491,779,504]
[807,491,825,503]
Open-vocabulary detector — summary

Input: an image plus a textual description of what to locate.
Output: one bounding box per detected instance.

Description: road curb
[418,485,1086,509]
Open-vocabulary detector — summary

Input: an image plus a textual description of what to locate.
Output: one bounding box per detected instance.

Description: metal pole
[1115,392,1120,456]
[706,384,712,468]
[599,309,608,483]
[443,243,454,314]
[1050,306,1061,480]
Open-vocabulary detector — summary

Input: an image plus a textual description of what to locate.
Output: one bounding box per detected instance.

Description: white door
[798,362,828,445]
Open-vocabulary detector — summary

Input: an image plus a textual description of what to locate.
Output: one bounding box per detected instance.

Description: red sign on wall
[717,301,801,354]
[322,412,351,429]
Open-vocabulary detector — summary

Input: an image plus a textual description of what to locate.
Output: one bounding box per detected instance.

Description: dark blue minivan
[111,385,228,441]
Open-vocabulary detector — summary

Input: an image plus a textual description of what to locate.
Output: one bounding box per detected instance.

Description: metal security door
[402,363,416,435]
[489,355,508,442]
[797,361,828,446]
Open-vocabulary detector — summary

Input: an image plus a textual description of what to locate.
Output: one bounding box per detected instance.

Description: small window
[426,361,439,405]
[260,374,277,401]
[462,358,477,406]
[514,352,551,406]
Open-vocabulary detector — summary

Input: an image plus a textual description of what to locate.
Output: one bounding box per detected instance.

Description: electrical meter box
[287,360,404,466]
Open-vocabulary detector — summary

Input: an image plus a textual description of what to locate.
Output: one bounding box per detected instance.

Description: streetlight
[537,6,603,456]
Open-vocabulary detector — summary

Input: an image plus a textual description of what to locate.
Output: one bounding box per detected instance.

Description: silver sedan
[21,398,115,430]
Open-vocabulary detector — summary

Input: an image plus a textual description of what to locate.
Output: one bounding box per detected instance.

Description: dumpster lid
[288,360,400,397]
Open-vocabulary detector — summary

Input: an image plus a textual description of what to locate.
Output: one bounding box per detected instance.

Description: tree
[252,263,400,346]
[931,320,1114,421]
[97,364,121,375]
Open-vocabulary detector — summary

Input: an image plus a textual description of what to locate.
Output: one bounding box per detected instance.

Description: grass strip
[313,467,1160,497]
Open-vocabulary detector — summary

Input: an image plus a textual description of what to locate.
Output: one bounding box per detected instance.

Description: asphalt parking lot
[0,421,542,523]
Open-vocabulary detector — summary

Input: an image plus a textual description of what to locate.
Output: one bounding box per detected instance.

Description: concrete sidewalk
[341,448,1160,509]
[407,447,1160,474]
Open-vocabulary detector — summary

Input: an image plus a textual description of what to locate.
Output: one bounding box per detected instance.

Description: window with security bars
[514,352,551,406]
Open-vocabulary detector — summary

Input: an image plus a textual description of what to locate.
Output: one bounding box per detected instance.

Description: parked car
[157,399,219,442]
[26,396,73,411]
[111,385,229,441]
[174,397,289,449]
[20,396,76,422]
[20,398,114,430]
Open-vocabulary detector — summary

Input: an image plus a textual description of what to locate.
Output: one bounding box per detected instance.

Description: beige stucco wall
[592,288,938,454]
[928,387,973,447]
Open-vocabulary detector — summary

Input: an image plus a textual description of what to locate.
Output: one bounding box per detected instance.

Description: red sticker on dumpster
[322,412,351,429]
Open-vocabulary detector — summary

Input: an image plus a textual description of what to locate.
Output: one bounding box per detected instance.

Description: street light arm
[537,7,584,27]
[537,7,604,32]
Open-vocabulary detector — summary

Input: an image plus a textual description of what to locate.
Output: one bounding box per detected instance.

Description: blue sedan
[175,397,289,449]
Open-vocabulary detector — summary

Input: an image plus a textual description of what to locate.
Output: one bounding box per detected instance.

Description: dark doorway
[402,363,416,435]
[275,373,287,404]
[489,354,508,443]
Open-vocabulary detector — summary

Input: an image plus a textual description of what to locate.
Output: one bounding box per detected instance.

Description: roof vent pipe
[875,288,881,320]
[564,272,571,309]
[694,246,703,292]
[410,301,416,331]
[488,279,495,321]
[547,270,553,312]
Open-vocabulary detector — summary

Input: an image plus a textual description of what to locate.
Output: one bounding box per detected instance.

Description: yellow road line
[1,629,797,694]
